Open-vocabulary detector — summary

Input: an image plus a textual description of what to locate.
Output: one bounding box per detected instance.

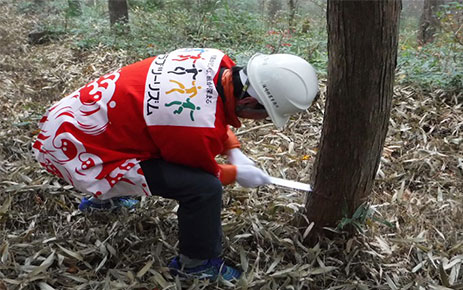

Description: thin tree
[418,0,443,45]
[108,0,130,33]
[288,0,297,32]
[267,0,283,26]
[301,0,401,240]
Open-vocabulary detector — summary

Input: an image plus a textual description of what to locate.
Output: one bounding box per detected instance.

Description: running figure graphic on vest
[165,98,201,121]
[172,53,205,64]
[168,64,202,80]
[166,80,202,98]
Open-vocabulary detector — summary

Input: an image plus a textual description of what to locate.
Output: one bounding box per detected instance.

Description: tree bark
[108,0,130,33]
[288,0,297,32]
[418,0,443,45]
[302,0,401,241]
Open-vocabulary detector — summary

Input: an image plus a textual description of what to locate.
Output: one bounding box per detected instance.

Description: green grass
[397,11,462,93]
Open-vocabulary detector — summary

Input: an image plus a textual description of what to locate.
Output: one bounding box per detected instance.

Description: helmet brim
[246,54,289,129]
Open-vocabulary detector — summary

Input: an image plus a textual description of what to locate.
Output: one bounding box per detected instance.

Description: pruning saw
[269,177,312,192]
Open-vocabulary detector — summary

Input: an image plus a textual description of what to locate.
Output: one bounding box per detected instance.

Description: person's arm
[221,127,240,152]
[218,128,269,187]
[218,127,251,185]
[218,128,240,185]
[221,127,255,166]
[216,54,268,187]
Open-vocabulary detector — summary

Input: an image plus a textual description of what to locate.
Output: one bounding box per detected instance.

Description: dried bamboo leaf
[239,248,249,272]
[385,274,398,290]
[151,270,169,289]
[439,261,451,287]
[56,244,83,261]
[0,242,9,264]
[309,266,337,275]
[28,251,55,277]
[136,259,153,278]
[265,255,282,275]
[95,255,107,272]
[38,282,56,290]
[0,196,12,215]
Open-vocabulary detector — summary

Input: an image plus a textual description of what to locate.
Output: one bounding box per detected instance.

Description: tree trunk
[258,0,266,18]
[418,0,443,45]
[267,0,282,25]
[288,0,297,32]
[108,0,130,33]
[301,0,401,241]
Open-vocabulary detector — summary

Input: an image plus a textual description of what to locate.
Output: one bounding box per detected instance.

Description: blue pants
[140,159,223,259]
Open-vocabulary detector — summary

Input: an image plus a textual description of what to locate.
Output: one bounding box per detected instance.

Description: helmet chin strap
[238,68,250,99]
[238,68,260,102]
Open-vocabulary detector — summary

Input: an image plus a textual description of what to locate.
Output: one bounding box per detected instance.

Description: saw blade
[269,177,312,192]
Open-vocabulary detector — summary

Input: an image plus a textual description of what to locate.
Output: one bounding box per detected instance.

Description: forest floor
[1,2,462,290]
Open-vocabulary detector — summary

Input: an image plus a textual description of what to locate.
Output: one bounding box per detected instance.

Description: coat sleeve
[216,128,242,186]
[216,55,240,185]
[221,126,241,153]
[218,164,237,185]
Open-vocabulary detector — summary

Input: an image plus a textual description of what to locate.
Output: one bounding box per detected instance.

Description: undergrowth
[15,0,463,93]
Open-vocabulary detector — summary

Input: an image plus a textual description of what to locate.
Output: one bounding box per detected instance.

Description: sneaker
[168,256,241,281]
[78,197,139,212]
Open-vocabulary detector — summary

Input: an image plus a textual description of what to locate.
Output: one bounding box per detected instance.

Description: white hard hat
[246,53,319,129]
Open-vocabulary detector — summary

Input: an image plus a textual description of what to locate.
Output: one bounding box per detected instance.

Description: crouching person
[32,48,318,281]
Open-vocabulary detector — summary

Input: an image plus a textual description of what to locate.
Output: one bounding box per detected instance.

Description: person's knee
[204,175,223,198]
[209,176,223,197]
[192,174,222,201]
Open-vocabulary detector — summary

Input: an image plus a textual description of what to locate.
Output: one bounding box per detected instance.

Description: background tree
[267,0,283,26]
[402,0,424,16]
[436,1,463,45]
[418,0,444,44]
[288,0,298,32]
[301,0,401,240]
[108,0,129,33]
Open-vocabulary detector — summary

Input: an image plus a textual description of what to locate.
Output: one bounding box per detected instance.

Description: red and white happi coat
[33,48,236,199]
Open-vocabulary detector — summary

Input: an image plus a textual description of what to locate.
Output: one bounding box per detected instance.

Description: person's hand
[227,148,255,166]
[236,165,271,188]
